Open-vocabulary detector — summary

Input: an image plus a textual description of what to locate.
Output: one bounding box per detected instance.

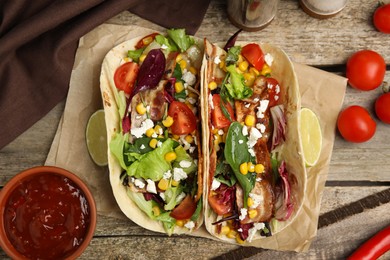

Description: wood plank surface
[1,0,390,259]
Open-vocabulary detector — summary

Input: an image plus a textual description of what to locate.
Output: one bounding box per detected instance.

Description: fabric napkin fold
[0,0,210,149]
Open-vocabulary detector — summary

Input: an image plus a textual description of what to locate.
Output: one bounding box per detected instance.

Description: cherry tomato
[375,92,390,124]
[211,94,235,129]
[170,195,197,220]
[208,193,233,216]
[114,62,139,95]
[241,43,265,71]
[346,50,386,91]
[135,33,160,49]
[337,106,376,143]
[373,4,390,34]
[168,101,197,135]
[265,77,281,107]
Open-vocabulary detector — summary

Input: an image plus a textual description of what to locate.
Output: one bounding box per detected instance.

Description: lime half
[299,107,322,167]
[86,109,108,167]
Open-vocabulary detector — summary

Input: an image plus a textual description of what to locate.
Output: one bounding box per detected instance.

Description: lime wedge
[86,109,108,167]
[299,107,322,167]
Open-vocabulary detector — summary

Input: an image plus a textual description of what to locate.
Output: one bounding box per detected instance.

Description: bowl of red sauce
[0,166,97,260]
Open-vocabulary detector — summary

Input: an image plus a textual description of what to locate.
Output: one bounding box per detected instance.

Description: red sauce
[4,173,90,259]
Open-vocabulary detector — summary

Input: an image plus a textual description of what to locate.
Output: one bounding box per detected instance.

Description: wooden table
[1,0,389,259]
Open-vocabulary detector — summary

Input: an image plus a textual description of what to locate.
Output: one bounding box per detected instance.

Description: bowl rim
[0,165,97,260]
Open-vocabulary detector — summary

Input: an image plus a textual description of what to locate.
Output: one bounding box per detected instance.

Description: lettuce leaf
[225,65,253,100]
[172,145,197,175]
[167,28,194,52]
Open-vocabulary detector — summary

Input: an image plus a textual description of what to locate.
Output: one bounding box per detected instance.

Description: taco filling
[101,29,204,235]
[202,38,305,244]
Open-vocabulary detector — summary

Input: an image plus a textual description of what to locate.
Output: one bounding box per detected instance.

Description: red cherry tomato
[265,77,281,107]
[337,105,376,143]
[114,62,139,95]
[346,50,386,91]
[211,94,235,129]
[375,92,390,124]
[170,195,197,220]
[208,191,233,216]
[168,101,197,135]
[241,43,265,71]
[373,4,390,34]
[135,33,160,49]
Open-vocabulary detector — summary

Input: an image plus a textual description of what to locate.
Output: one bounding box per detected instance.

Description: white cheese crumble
[218,129,224,136]
[134,178,145,189]
[247,127,262,148]
[176,192,186,204]
[247,223,266,242]
[209,94,214,109]
[264,53,274,66]
[157,141,163,147]
[188,97,197,104]
[244,103,251,108]
[179,160,192,168]
[163,170,172,180]
[159,192,165,201]
[248,148,255,157]
[242,125,248,136]
[211,178,221,191]
[256,123,266,133]
[161,44,169,50]
[131,119,154,138]
[256,100,269,119]
[184,221,195,230]
[256,177,262,182]
[140,144,146,150]
[214,55,221,64]
[146,179,157,194]
[249,193,264,209]
[182,71,196,86]
[239,208,248,221]
[253,97,260,103]
[238,139,244,144]
[173,168,188,181]
[237,228,243,233]
[275,84,280,94]
[189,146,196,153]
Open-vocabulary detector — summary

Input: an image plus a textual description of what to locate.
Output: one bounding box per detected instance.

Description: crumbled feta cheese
[237,228,243,233]
[256,100,269,119]
[180,135,191,150]
[182,71,196,86]
[159,192,165,201]
[248,148,255,157]
[244,103,251,108]
[247,127,262,148]
[253,97,260,103]
[265,53,274,66]
[176,192,186,203]
[256,177,262,182]
[184,221,195,230]
[247,223,266,242]
[140,144,146,150]
[238,139,244,144]
[256,123,266,133]
[239,208,248,220]
[146,179,157,194]
[275,95,279,101]
[189,146,196,153]
[163,170,172,180]
[214,55,221,64]
[161,44,169,50]
[211,178,221,191]
[173,168,188,181]
[131,119,154,138]
[179,160,192,168]
[242,125,248,136]
[275,84,280,94]
[218,129,224,136]
[157,141,163,147]
[249,193,264,208]
[209,94,214,109]
[152,132,158,138]
[188,97,197,104]
[134,178,145,189]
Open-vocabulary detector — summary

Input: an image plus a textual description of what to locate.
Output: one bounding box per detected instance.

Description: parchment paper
[46,23,347,252]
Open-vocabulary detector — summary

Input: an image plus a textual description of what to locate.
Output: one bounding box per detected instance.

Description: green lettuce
[167,28,194,52]
[164,185,184,211]
[225,65,253,100]
[172,145,197,175]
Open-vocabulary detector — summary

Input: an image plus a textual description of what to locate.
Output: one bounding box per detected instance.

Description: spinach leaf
[224,122,256,207]
[190,197,203,221]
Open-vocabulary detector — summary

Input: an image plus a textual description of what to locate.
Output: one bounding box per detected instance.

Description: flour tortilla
[200,39,306,244]
[100,35,203,235]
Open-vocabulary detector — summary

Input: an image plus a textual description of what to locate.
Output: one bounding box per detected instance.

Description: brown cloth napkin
[0,0,210,149]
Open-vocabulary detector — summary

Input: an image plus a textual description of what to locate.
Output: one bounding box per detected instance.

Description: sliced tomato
[211,94,235,129]
[114,62,139,95]
[241,43,265,71]
[168,101,197,135]
[265,77,281,107]
[135,33,160,49]
[170,195,197,220]
[208,184,235,215]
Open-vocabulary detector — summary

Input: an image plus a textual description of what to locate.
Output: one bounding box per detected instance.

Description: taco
[200,39,306,244]
[100,29,204,235]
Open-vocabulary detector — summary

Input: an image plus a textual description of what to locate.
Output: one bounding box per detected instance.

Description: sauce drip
[4,173,90,259]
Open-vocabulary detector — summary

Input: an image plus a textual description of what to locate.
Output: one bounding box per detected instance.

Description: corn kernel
[175,54,183,62]
[185,135,194,144]
[240,162,248,175]
[227,230,237,239]
[211,128,219,135]
[245,115,256,127]
[261,64,271,76]
[175,81,184,93]
[248,209,258,219]
[145,128,155,137]
[219,60,226,71]
[243,72,255,85]
[179,59,187,70]
[162,116,174,127]
[189,66,197,75]
[149,138,158,148]
[221,226,230,235]
[248,162,255,173]
[247,197,254,208]
[255,163,265,174]
[154,125,163,135]
[139,54,147,63]
[249,67,260,76]
[136,103,147,115]
[152,206,161,216]
[171,179,180,187]
[165,151,177,162]
[176,220,185,227]
[208,81,218,90]
[172,134,180,141]
[236,234,245,244]
[188,91,198,99]
[238,61,249,72]
[158,179,169,191]
[238,54,244,63]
